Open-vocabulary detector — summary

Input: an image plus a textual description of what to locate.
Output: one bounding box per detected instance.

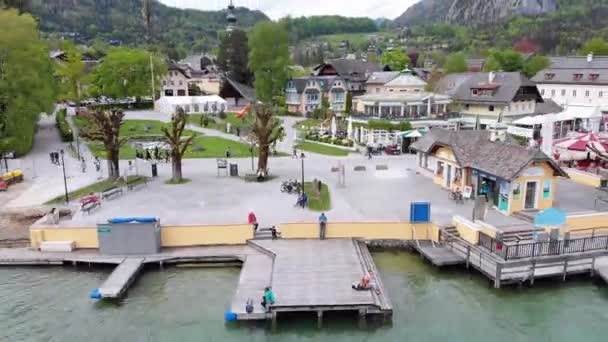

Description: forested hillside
[27,0,269,59]
[280,16,378,43]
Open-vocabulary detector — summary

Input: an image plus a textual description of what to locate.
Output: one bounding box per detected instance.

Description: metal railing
[478,231,608,261]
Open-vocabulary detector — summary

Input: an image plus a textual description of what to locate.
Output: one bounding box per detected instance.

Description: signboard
[507,125,534,138]
[97,226,112,234]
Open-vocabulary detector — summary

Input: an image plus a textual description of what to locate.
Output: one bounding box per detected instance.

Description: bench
[80,194,100,206]
[81,201,100,215]
[101,186,123,200]
[127,177,149,191]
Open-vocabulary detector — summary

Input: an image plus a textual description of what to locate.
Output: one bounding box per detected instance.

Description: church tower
[226,0,237,33]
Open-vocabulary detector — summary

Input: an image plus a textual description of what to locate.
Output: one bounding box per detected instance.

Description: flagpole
[150,55,156,102]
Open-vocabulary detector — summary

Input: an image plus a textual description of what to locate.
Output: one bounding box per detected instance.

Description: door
[525,181,537,209]
[446,165,452,188]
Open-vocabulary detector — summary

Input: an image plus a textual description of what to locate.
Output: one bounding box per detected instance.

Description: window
[193,104,199,112]
[436,162,444,177]
[177,89,186,96]
[472,89,479,96]
[586,90,590,97]
[573,90,577,97]
[541,89,545,96]
[600,91,604,98]
[170,81,174,86]
[561,89,566,96]
[551,89,556,97]
[544,73,555,80]
[464,104,470,110]
[573,73,583,81]
[164,89,174,96]
[489,105,495,112]
[162,80,167,86]
[589,73,600,81]
[178,81,182,86]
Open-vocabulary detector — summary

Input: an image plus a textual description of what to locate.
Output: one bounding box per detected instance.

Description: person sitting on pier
[261,287,276,311]
[352,271,372,291]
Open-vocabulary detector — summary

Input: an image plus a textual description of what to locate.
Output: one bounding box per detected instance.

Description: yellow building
[411,126,568,215]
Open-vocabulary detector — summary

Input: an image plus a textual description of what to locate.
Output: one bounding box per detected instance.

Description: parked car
[384,144,402,155]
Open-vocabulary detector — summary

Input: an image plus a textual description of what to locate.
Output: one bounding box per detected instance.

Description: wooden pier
[98,258,144,298]
[410,240,465,266]
[230,239,393,326]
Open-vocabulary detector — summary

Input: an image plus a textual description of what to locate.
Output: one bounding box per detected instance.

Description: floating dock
[410,240,465,266]
[97,258,145,298]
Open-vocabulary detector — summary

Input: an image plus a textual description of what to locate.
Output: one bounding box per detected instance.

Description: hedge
[55,109,74,142]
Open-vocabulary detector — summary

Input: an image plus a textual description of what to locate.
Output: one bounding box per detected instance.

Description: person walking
[292,147,298,159]
[319,212,328,240]
[226,146,232,159]
[248,210,258,232]
[270,225,278,240]
[261,286,275,311]
[49,152,55,165]
[80,157,87,173]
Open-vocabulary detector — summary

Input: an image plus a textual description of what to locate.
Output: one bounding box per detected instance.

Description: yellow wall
[161,224,253,246]
[476,221,498,239]
[31,224,253,249]
[431,146,465,190]
[509,162,556,214]
[565,168,602,188]
[30,227,98,249]
[324,222,437,241]
[564,213,608,234]
[280,223,320,239]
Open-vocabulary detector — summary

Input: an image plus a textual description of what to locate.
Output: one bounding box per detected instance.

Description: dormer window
[573,73,583,81]
[544,73,555,80]
[589,73,600,81]
[472,89,479,96]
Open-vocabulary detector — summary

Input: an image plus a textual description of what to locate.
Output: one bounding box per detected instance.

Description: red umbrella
[554,133,608,152]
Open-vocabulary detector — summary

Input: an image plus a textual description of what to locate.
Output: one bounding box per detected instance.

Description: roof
[224,76,256,101]
[384,73,427,88]
[433,72,476,96]
[534,98,563,115]
[168,63,191,79]
[354,91,451,103]
[288,76,344,93]
[314,59,385,81]
[366,72,400,85]
[450,72,540,105]
[411,129,567,180]
[533,56,608,85]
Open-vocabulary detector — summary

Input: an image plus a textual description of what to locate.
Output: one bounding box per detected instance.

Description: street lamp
[75,133,81,160]
[250,142,255,171]
[300,152,306,192]
[60,150,69,204]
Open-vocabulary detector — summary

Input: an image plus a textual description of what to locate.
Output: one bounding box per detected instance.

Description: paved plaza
[2,110,604,230]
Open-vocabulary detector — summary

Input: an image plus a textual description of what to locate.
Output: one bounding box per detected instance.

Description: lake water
[1,250,607,342]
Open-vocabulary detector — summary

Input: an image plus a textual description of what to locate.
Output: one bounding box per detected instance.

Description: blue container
[108,217,157,224]
[89,288,101,299]
[410,202,431,223]
[224,311,237,321]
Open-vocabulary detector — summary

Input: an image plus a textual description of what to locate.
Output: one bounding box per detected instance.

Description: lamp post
[60,150,69,204]
[300,152,306,192]
[75,134,81,160]
[250,142,255,171]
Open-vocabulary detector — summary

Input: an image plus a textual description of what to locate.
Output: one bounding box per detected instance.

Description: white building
[161,65,190,97]
[154,95,227,115]
[532,54,608,107]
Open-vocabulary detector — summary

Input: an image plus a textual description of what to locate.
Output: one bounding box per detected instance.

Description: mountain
[395,0,558,26]
[27,0,269,57]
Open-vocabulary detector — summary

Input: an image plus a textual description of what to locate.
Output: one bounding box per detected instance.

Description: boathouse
[411,125,568,215]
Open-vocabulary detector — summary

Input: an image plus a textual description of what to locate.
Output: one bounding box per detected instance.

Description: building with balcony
[285,76,348,115]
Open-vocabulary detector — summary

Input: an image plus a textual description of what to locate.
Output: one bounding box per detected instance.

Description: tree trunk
[172,153,182,182]
[257,143,269,176]
[106,148,120,179]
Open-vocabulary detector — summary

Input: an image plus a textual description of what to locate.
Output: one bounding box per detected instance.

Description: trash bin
[230,163,238,177]
[151,163,158,177]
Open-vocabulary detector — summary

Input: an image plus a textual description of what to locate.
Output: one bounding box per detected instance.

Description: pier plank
[98,258,144,298]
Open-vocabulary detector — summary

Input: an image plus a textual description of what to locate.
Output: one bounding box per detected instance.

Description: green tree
[579,38,608,55]
[444,53,468,74]
[248,22,290,176]
[482,55,501,72]
[162,108,196,183]
[381,49,411,71]
[345,92,353,114]
[523,55,550,78]
[492,49,524,72]
[90,47,167,101]
[54,42,86,102]
[218,29,252,85]
[0,9,55,156]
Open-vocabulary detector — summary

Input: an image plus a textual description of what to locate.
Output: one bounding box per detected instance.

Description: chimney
[488,71,496,83]
[587,53,594,63]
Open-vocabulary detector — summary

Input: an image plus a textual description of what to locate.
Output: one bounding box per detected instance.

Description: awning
[554,105,600,121]
[400,129,428,138]
[513,115,546,126]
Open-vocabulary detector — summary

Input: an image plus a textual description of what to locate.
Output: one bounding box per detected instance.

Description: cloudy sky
[158,0,419,19]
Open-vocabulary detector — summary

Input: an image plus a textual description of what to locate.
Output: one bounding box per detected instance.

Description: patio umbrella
[331,116,337,138]
[402,129,427,139]
[554,133,607,152]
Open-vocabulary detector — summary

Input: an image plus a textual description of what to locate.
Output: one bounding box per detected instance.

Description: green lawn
[296,141,350,157]
[294,119,322,131]
[75,117,196,137]
[304,182,331,212]
[188,112,248,130]
[45,176,147,204]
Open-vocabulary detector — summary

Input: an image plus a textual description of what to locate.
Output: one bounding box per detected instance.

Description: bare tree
[162,108,195,183]
[80,109,127,179]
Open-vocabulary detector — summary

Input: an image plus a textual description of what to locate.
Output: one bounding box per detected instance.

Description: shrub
[200,115,212,127]
[55,109,74,142]
[218,110,227,120]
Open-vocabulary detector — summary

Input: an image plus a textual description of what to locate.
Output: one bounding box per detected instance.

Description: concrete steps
[254,228,282,240]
